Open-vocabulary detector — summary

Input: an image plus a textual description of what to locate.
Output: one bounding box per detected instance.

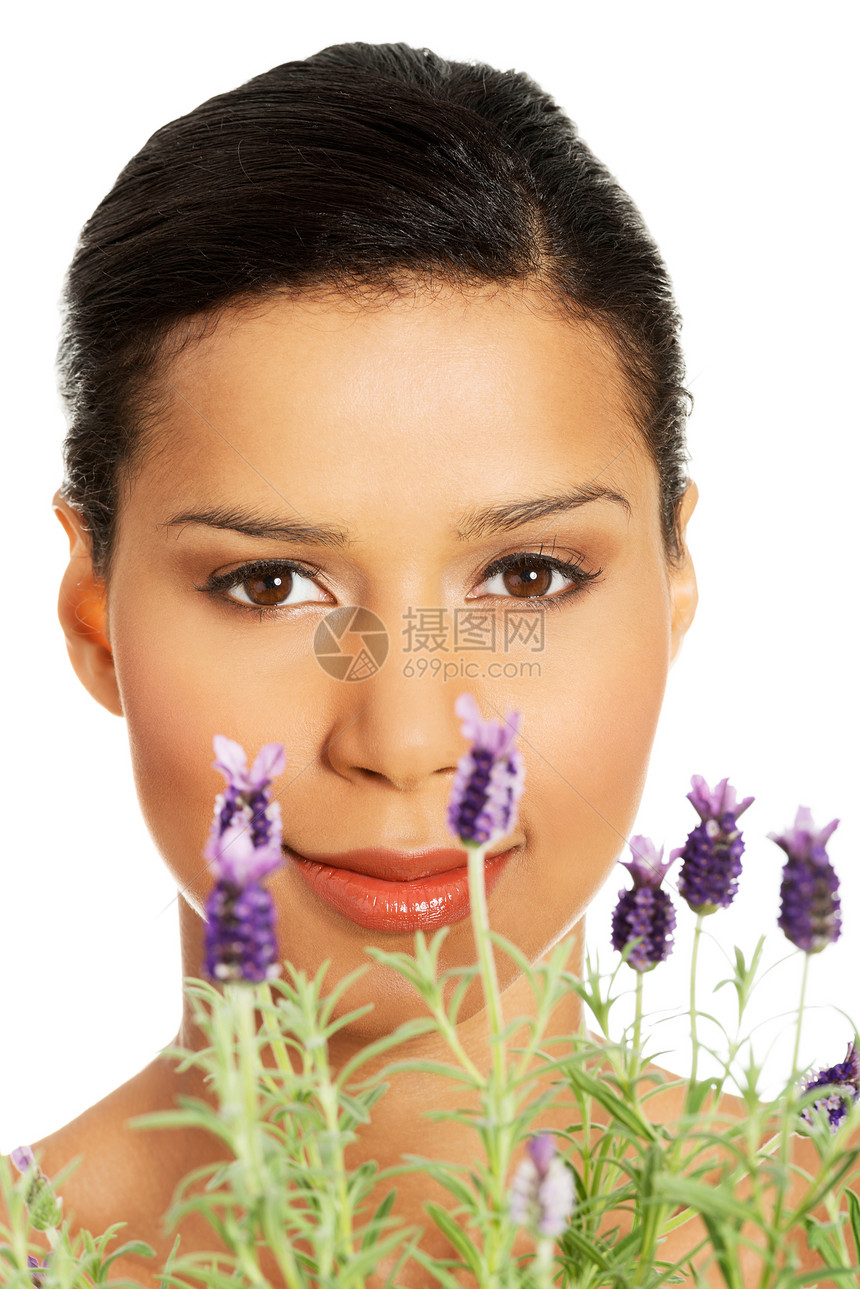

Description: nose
[322,656,468,793]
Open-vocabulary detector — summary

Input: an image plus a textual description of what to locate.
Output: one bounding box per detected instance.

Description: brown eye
[473,551,598,605]
[218,562,329,610]
[499,558,555,598]
[241,570,293,606]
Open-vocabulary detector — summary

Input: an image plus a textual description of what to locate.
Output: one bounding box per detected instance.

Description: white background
[2,0,857,1152]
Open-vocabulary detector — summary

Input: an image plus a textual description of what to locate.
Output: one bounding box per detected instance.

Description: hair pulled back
[58,41,692,580]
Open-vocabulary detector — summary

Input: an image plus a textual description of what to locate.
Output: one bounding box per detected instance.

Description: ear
[667,478,699,666]
[53,491,123,717]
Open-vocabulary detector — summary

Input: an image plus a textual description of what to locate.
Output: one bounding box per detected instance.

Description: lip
[288,846,505,882]
[286,844,519,933]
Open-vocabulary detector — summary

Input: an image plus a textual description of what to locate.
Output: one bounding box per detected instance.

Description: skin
[13,281,835,1285]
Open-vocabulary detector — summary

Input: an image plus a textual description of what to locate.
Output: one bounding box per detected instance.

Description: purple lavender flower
[509,1133,575,1238]
[204,736,287,983]
[10,1145,35,1172]
[769,807,841,954]
[447,693,525,847]
[205,735,285,875]
[798,1039,860,1134]
[676,776,755,915]
[611,836,678,972]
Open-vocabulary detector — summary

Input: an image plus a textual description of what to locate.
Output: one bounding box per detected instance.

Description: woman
[3,41,841,1287]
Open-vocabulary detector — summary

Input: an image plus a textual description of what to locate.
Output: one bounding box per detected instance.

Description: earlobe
[668,478,699,666]
[53,491,123,717]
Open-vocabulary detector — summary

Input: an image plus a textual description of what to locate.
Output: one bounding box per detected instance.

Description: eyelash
[477,550,603,613]
[199,550,604,619]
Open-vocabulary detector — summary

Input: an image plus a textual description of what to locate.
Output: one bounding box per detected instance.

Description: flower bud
[676,775,754,915]
[509,1133,575,1238]
[10,1146,63,1231]
[447,693,525,848]
[611,836,678,972]
[798,1039,859,1134]
[769,807,841,954]
[203,736,286,983]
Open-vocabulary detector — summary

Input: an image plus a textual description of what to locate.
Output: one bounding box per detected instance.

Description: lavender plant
[673,777,755,1101]
[2,710,859,1289]
[203,735,287,984]
[799,1041,860,1135]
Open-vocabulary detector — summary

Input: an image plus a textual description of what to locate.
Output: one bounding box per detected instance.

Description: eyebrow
[457,483,631,541]
[163,483,631,548]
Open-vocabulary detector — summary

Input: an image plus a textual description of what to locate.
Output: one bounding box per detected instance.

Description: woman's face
[64,283,697,1036]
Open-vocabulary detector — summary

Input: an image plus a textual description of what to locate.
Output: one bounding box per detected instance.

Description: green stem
[631,970,644,1093]
[258,979,295,1085]
[468,844,506,1090]
[312,1052,356,1259]
[298,981,359,1287]
[823,1184,854,1271]
[224,982,270,1288]
[233,983,266,1193]
[260,1199,306,1289]
[251,983,308,1289]
[7,1183,35,1273]
[533,1235,555,1289]
[687,914,704,1107]
[756,951,811,1289]
[790,952,810,1084]
[430,1003,486,1088]
[232,1236,270,1288]
[467,842,514,1282]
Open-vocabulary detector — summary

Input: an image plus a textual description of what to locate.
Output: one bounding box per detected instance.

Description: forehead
[133,283,654,520]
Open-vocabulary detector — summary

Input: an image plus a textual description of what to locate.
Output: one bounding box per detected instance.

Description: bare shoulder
[1,1113,103,1270]
[2,1054,246,1288]
[1,1056,189,1279]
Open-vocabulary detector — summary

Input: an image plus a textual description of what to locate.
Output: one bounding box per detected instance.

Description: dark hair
[58,41,692,581]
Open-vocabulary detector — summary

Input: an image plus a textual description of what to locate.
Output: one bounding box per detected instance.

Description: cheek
[109,589,328,912]
[521,564,671,929]
[109,594,253,912]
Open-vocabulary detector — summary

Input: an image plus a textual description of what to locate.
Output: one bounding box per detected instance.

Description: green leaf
[360,1188,397,1250]
[397,1161,480,1214]
[337,1016,445,1087]
[565,1068,659,1143]
[847,1188,860,1257]
[126,1105,214,1133]
[159,1257,246,1289]
[792,1149,860,1224]
[339,1224,423,1282]
[557,1223,613,1272]
[423,1202,484,1277]
[684,1077,721,1117]
[100,1238,156,1261]
[349,1056,479,1089]
[699,1212,743,1289]
[442,969,481,1028]
[804,1212,847,1268]
[652,1175,753,1225]
[407,1241,473,1289]
[486,928,538,979]
[783,1268,860,1287]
